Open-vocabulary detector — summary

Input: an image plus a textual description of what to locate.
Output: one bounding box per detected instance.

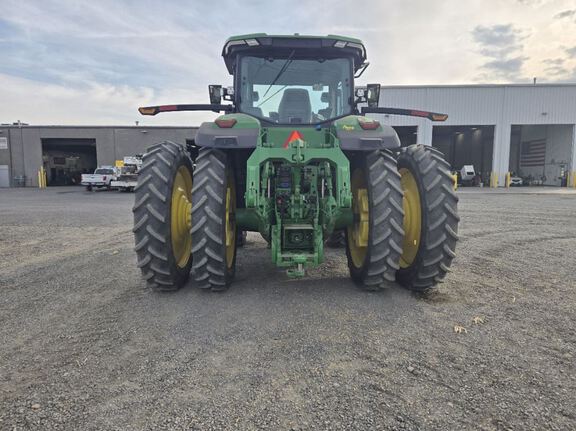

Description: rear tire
[132,141,194,291]
[346,150,404,290]
[191,148,237,291]
[396,144,459,291]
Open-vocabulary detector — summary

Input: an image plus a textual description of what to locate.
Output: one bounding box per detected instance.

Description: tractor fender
[336,124,400,151]
[195,122,259,148]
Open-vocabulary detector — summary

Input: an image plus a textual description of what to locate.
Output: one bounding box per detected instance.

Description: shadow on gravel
[413,289,455,304]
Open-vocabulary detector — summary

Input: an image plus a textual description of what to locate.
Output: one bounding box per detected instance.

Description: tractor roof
[221,33,367,74]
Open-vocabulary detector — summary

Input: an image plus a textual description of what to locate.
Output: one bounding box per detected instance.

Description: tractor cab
[220,34,368,125]
[139,33,444,122]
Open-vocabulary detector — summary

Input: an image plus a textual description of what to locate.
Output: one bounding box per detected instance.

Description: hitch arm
[138,104,234,116]
[360,107,448,121]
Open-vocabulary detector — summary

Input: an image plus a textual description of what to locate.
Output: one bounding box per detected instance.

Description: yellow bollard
[505,172,511,188]
[490,172,499,188]
[572,171,576,188]
[38,166,47,188]
[452,173,458,191]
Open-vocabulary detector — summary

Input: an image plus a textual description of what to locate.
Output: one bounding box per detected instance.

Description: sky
[1,0,575,126]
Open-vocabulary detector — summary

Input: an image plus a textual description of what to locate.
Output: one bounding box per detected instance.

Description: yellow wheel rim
[171,166,193,268]
[347,169,369,268]
[399,168,422,268]
[225,173,236,269]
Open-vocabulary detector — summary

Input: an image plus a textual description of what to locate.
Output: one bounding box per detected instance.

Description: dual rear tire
[346,150,404,290]
[133,144,237,292]
[345,145,459,291]
[395,145,459,290]
[133,142,458,293]
[132,141,194,291]
[190,149,237,291]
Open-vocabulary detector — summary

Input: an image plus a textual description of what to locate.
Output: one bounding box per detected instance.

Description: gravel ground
[0,186,575,430]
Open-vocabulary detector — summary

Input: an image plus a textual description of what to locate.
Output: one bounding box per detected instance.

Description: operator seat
[278,89,312,124]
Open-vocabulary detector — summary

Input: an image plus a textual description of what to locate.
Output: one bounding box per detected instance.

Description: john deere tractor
[133,34,459,292]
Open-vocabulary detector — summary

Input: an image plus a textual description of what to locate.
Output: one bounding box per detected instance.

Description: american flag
[520,140,546,167]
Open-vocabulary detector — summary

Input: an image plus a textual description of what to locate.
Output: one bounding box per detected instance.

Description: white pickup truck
[81,167,119,191]
[111,156,142,192]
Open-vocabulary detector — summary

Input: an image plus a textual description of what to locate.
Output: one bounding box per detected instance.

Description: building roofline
[0,125,199,129]
[379,83,576,89]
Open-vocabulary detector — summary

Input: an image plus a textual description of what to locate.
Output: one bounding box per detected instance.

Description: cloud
[472,24,523,47]
[566,46,576,58]
[516,0,544,5]
[0,72,215,125]
[553,9,576,19]
[543,58,564,65]
[484,57,527,74]
[543,63,569,76]
[1,0,576,124]
[472,24,529,81]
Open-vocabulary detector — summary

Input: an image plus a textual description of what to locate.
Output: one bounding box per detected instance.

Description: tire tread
[396,144,459,291]
[132,141,193,291]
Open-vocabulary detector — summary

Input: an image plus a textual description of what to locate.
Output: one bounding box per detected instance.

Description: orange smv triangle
[283,130,303,149]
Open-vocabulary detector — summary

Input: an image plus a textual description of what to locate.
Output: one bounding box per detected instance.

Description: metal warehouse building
[377,83,576,188]
[0,83,575,188]
[0,125,197,187]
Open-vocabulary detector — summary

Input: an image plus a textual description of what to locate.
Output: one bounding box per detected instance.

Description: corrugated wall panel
[502,86,576,124]
[377,85,576,127]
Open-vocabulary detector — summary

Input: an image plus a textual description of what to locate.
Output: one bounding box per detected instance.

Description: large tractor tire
[191,148,237,291]
[346,150,404,290]
[396,144,459,291]
[132,141,194,291]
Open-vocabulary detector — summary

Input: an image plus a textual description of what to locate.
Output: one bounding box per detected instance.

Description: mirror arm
[138,104,235,116]
[354,62,370,78]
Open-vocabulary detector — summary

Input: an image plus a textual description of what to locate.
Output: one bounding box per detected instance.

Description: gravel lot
[1,186,575,430]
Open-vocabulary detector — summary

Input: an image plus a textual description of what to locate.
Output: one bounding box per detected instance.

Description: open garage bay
[0,187,575,430]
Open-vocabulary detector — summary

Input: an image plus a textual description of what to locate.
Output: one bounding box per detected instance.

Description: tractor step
[286,263,306,278]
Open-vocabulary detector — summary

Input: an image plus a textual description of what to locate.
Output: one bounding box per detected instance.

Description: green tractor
[133,34,459,292]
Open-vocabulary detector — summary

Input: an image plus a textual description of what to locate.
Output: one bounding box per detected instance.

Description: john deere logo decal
[283,130,304,149]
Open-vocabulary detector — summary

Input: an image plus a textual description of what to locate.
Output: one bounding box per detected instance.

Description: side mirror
[366,83,380,108]
[209,85,222,104]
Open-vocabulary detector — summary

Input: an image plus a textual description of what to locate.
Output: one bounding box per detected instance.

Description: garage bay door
[0,165,9,187]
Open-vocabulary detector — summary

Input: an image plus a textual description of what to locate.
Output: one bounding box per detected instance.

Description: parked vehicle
[111,156,142,192]
[81,167,118,191]
[459,165,476,186]
[510,176,523,186]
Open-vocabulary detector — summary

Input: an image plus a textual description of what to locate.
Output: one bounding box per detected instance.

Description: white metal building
[1,83,575,188]
[376,84,576,187]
